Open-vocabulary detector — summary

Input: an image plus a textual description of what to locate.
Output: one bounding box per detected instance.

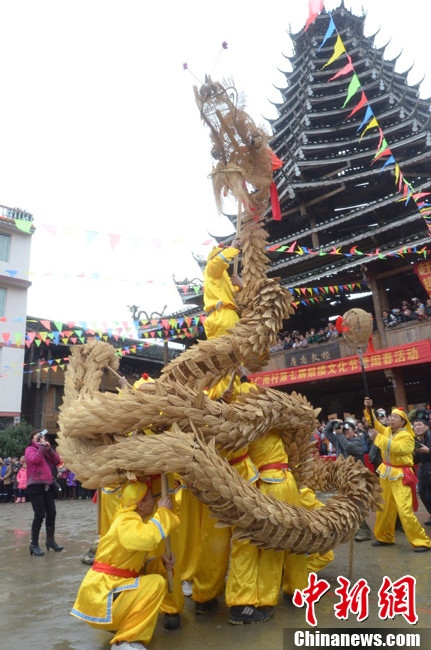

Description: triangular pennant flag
[328,56,353,82]
[108,233,121,250]
[319,14,336,49]
[360,116,379,141]
[40,319,52,330]
[342,74,361,108]
[372,137,389,162]
[379,155,396,173]
[86,230,98,245]
[357,105,373,132]
[322,35,346,69]
[303,0,324,32]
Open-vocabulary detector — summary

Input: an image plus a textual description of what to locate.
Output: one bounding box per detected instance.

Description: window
[54,386,64,412]
[0,287,5,317]
[0,233,11,262]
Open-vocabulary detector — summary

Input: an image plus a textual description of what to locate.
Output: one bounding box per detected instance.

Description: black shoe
[228,605,270,625]
[195,598,218,614]
[424,517,431,526]
[29,543,45,556]
[354,533,372,542]
[258,606,275,618]
[282,592,293,603]
[371,540,394,546]
[413,546,431,553]
[163,613,181,630]
[46,539,64,552]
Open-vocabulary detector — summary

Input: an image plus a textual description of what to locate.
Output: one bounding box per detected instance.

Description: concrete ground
[1,498,431,649]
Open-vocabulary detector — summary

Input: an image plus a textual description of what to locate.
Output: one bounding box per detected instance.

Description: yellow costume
[71,481,179,646]
[233,430,301,608]
[99,486,122,537]
[365,408,431,549]
[176,482,203,582]
[203,245,241,340]
[298,487,334,573]
[192,376,259,605]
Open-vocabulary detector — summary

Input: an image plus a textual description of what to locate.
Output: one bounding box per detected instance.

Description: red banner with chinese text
[251,340,431,388]
[414,261,431,298]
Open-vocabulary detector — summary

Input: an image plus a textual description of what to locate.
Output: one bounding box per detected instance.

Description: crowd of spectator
[0,455,95,503]
[270,322,342,353]
[382,297,431,328]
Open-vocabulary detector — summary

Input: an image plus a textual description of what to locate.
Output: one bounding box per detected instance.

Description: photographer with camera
[24,429,64,557]
[323,416,371,541]
[410,409,431,526]
[323,418,364,463]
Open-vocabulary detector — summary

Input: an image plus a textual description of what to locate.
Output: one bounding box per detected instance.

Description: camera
[334,422,341,430]
[37,429,48,440]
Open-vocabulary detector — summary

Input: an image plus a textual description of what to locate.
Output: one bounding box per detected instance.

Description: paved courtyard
[1,498,430,649]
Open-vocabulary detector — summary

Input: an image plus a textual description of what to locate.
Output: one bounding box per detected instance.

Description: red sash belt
[259,462,290,472]
[92,562,140,578]
[382,462,418,511]
[229,453,249,466]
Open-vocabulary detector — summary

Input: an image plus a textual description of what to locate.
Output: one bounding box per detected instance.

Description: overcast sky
[1,0,429,325]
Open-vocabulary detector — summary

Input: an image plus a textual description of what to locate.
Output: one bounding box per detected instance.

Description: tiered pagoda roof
[265,2,431,291]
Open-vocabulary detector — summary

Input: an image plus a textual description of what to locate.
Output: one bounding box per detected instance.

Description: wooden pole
[106,365,132,388]
[162,340,174,593]
[233,200,242,276]
[161,473,174,593]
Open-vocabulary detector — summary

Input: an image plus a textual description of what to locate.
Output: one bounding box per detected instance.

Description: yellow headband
[391,408,414,435]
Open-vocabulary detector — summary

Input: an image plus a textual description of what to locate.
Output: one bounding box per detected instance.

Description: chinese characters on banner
[415,260,431,298]
[293,572,417,627]
[252,340,431,388]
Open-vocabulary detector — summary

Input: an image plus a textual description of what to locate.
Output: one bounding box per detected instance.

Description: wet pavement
[1,498,431,649]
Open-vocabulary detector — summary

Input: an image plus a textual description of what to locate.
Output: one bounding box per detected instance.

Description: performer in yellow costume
[203,238,243,340]
[192,374,263,623]
[364,397,431,552]
[71,480,179,650]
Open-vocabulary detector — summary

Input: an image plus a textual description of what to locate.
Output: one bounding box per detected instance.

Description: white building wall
[0,218,33,419]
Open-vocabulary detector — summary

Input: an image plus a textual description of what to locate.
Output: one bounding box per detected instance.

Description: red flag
[304,0,324,32]
[270,182,282,221]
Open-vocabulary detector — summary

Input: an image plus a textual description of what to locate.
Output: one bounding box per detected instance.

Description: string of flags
[266,243,431,258]
[304,1,431,233]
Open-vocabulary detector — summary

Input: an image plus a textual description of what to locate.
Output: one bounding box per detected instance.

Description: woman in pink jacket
[24,429,64,556]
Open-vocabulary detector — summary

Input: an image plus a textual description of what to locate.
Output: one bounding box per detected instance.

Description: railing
[264,320,431,373]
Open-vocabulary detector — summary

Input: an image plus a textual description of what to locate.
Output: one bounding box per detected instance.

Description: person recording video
[24,429,64,557]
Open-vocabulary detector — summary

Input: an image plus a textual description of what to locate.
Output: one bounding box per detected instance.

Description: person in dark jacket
[411,409,431,525]
[24,429,64,556]
[324,418,371,541]
[324,418,364,463]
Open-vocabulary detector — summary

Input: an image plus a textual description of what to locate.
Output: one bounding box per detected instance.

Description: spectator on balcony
[382,309,397,328]
[293,334,308,349]
[326,322,339,338]
[424,298,431,317]
[411,297,425,311]
[307,328,322,344]
[400,300,413,311]
[401,307,418,322]
[283,334,294,349]
[270,337,284,353]
[415,307,428,321]
[391,308,403,324]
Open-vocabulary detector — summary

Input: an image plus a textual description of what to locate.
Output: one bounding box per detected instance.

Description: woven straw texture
[57,80,381,553]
